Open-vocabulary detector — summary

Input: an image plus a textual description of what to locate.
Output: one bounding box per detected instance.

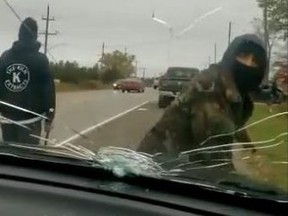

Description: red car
[119,78,145,93]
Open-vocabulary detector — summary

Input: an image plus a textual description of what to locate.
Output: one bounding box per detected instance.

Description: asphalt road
[52,88,160,145]
[69,100,163,151]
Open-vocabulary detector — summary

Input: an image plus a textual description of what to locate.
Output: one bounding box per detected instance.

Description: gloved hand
[44,120,54,133]
[45,108,55,133]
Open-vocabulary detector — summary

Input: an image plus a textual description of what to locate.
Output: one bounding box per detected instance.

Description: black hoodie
[138,34,267,157]
[219,34,267,127]
[221,34,267,92]
[0,18,55,122]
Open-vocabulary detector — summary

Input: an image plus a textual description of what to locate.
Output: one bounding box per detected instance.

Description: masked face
[232,53,264,92]
[236,53,258,67]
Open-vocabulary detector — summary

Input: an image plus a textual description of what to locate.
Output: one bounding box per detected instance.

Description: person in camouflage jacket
[138,34,267,165]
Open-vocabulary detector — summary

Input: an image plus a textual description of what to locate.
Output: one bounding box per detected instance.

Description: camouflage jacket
[138,64,254,155]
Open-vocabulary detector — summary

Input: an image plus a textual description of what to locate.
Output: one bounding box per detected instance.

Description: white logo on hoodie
[4,64,30,92]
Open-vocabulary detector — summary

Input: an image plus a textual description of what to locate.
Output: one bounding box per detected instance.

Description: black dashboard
[0,153,286,216]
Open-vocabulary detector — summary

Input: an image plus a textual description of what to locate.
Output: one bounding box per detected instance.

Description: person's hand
[44,121,54,133]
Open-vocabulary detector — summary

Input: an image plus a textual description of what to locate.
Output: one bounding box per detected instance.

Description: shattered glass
[0,0,288,202]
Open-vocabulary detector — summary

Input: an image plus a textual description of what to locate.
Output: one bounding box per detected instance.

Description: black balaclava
[221,34,267,92]
[18,17,38,42]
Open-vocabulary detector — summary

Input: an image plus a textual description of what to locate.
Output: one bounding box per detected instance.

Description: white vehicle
[152,77,160,89]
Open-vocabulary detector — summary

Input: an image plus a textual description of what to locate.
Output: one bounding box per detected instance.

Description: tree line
[254,0,288,62]
[50,50,137,84]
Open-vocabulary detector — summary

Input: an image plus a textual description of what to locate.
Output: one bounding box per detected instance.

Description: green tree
[99,50,136,82]
[255,0,288,83]
[257,0,288,34]
[252,18,280,65]
[50,61,99,84]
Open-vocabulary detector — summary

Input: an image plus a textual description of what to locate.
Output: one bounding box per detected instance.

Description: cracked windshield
[0,0,288,199]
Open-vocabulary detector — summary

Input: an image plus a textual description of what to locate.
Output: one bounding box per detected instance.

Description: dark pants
[1,121,42,145]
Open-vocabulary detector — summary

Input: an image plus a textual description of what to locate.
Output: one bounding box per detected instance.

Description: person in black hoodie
[138,34,267,165]
[0,17,55,145]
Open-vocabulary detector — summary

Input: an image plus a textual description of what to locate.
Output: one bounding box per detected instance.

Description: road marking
[137,108,148,111]
[56,101,149,147]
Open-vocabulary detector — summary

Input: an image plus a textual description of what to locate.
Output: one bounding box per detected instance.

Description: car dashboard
[0,153,286,216]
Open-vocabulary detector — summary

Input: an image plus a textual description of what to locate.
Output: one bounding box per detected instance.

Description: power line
[228,21,232,46]
[2,0,22,23]
[47,50,56,63]
[39,5,58,55]
[3,0,58,58]
[214,43,217,64]
[48,43,67,51]
[3,0,40,46]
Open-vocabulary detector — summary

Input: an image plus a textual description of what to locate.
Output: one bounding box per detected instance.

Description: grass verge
[244,103,288,191]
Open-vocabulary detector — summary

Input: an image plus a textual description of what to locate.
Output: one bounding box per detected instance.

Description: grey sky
[0,0,262,76]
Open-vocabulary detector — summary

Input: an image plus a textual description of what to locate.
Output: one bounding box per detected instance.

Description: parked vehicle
[152,77,160,89]
[251,84,283,104]
[112,79,123,90]
[119,78,145,93]
[158,67,199,108]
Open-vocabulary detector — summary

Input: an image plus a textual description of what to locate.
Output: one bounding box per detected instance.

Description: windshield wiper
[214,174,288,202]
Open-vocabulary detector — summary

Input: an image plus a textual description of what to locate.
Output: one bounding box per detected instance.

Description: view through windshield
[0,0,287,200]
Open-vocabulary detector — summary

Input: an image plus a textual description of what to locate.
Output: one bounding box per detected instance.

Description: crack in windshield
[0,0,287,201]
[0,99,287,186]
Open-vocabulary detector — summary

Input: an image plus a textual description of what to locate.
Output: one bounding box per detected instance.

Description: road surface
[68,100,163,151]
[51,88,159,144]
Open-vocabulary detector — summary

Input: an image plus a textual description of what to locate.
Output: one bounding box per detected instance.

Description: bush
[50,61,100,84]
[100,68,123,84]
[79,80,100,90]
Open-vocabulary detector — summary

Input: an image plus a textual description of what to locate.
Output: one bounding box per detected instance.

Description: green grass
[246,103,288,191]
[56,83,81,92]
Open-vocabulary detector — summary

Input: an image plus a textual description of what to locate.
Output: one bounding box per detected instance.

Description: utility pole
[100,42,105,70]
[214,43,217,64]
[134,60,138,77]
[102,42,105,58]
[263,2,269,84]
[286,2,288,67]
[142,67,146,79]
[40,5,57,55]
[228,22,232,46]
[138,67,146,79]
[263,4,269,54]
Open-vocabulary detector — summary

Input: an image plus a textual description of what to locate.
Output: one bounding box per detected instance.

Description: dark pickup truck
[158,67,199,108]
[251,84,283,104]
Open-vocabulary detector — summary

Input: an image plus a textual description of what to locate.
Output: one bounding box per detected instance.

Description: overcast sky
[0,0,262,76]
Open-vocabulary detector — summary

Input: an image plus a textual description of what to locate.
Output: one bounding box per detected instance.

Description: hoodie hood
[220,34,267,92]
[18,17,38,42]
[11,17,41,54]
[11,40,41,54]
